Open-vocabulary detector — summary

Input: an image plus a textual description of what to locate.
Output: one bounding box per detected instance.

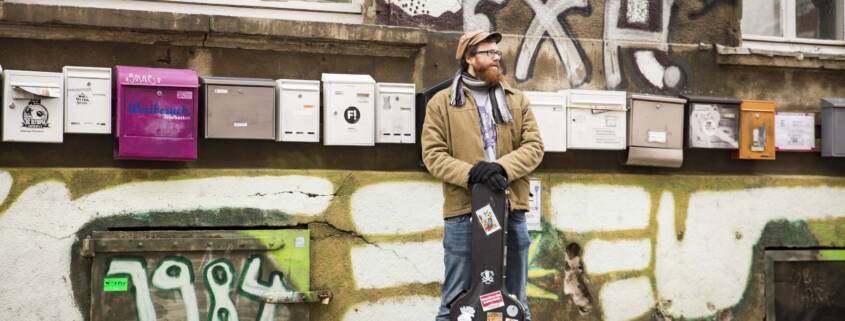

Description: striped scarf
[448,69,513,124]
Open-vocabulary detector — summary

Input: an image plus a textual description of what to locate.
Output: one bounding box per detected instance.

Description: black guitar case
[449,184,527,321]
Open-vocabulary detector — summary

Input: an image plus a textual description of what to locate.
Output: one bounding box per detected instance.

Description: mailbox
[321,73,375,146]
[376,82,415,144]
[681,95,740,149]
[2,69,64,143]
[203,77,276,140]
[822,98,845,157]
[775,112,816,152]
[115,66,199,161]
[626,94,686,168]
[734,100,776,160]
[564,89,627,150]
[64,66,112,134]
[277,79,321,143]
[524,91,567,152]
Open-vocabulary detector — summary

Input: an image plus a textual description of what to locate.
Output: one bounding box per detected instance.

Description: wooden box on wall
[734,100,776,160]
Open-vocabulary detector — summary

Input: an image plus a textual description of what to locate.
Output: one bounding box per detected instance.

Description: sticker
[647,131,667,143]
[479,290,505,311]
[75,92,90,105]
[526,178,541,231]
[344,106,361,124]
[177,91,193,100]
[475,204,501,236]
[22,100,50,129]
[486,312,502,321]
[506,305,518,317]
[295,236,305,248]
[214,88,229,94]
[356,93,370,97]
[302,104,314,109]
[104,278,129,292]
[604,115,617,127]
[232,121,248,127]
[480,270,495,285]
[458,306,476,321]
[506,318,518,321]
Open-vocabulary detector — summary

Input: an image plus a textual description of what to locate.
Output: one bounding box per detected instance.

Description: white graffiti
[0,175,332,321]
[604,0,684,89]
[462,0,506,32]
[341,296,439,321]
[151,258,199,321]
[239,256,297,321]
[551,184,651,232]
[582,239,651,274]
[106,259,157,321]
[387,0,461,17]
[514,0,590,86]
[458,305,476,321]
[350,241,444,289]
[204,259,240,321]
[350,181,443,235]
[599,277,655,321]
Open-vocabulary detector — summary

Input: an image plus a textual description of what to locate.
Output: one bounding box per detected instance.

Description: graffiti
[463,0,508,32]
[204,259,240,321]
[514,0,591,86]
[604,0,685,90]
[104,256,298,321]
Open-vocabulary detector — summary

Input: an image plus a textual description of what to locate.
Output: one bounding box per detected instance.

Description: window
[742,0,845,54]
[10,0,364,24]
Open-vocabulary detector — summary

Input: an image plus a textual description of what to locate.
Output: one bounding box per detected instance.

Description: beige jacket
[421,80,544,218]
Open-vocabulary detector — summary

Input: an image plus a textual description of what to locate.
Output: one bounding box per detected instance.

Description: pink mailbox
[115,66,199,161]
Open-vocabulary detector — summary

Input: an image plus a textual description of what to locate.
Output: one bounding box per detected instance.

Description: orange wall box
[733,100,776,160]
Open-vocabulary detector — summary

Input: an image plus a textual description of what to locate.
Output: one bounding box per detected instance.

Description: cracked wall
[1,169,844,321]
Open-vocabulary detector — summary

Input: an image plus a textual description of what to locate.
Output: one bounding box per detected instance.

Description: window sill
[0,2,427,58]
[716,44,845,70]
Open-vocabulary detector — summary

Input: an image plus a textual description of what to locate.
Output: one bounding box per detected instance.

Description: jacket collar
[449,79,516,103]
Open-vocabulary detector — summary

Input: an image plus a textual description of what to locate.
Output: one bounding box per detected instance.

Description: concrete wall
[0,169,844,321]
[0,1,844,321]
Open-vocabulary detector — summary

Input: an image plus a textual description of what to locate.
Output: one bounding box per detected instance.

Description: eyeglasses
[474,49,503,58]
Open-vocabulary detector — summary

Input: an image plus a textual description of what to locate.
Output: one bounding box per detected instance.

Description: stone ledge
[0,2,427,57]
[716,44,845,70]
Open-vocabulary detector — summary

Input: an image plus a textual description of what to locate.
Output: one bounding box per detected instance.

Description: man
[421,30,544,321]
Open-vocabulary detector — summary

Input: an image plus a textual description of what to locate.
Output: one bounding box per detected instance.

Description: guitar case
[449,184,526,321]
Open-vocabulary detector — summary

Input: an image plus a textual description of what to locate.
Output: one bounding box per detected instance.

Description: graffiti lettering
[106,258,157,321]
[514,0,591,86]
[462,0,507,32]
[151,257,198,321]
[238,256,297,321]
[204,259,240,321]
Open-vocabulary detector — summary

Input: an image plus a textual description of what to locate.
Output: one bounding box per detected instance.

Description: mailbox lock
[238,89,244,94]
[656,104,662,110]
[156,90,163,97]
[86,81,92,87]
[298,94,303,98]
[8,103,15,110]
[755,113,760,118]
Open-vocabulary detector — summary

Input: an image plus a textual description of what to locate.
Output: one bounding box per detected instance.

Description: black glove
[485,173,508,192]
[468,161,506,185]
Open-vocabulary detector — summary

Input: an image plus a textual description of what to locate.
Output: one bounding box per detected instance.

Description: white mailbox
[277,79,320,143]
[564,89,627,150]
[376,82,415,144]
[322,73,376,146]
[524,91,567,152]
[63,66,112,134]
[2,70,64,143]
[775,112,816,152]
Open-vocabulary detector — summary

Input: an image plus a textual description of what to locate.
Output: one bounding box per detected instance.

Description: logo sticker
[506,305,518,317]
[506,318,518,321]
[479,290,505,311]
[104,278,129,292]
[177,91,193,100]
[344,106,361,124]
[22,100,49,128]
[475,204,501,236]
[486,312,502,321]
[75,92,90,105]
[480,270,495,285]
[458,306,475,321]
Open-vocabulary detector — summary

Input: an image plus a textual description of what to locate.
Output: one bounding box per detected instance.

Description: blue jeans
[436,210,532,321]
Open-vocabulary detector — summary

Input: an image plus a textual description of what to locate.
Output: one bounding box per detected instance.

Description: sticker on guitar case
[475,204,501,236]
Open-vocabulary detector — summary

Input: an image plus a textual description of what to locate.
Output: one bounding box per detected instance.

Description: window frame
[7,0,365,24]
[742,0,845,54]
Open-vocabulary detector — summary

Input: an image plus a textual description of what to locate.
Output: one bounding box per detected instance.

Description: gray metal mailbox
[681,95,740,149]
[626,94,686,168]
[822,98,845,157]
[203,77,276,140]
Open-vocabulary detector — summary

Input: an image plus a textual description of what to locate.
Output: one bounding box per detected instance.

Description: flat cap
[455,30,503,61]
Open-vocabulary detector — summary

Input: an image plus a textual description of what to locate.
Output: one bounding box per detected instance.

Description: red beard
[475,64,503,84]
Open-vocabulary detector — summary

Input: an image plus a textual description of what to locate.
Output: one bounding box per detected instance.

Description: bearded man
[420,30,544,321]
